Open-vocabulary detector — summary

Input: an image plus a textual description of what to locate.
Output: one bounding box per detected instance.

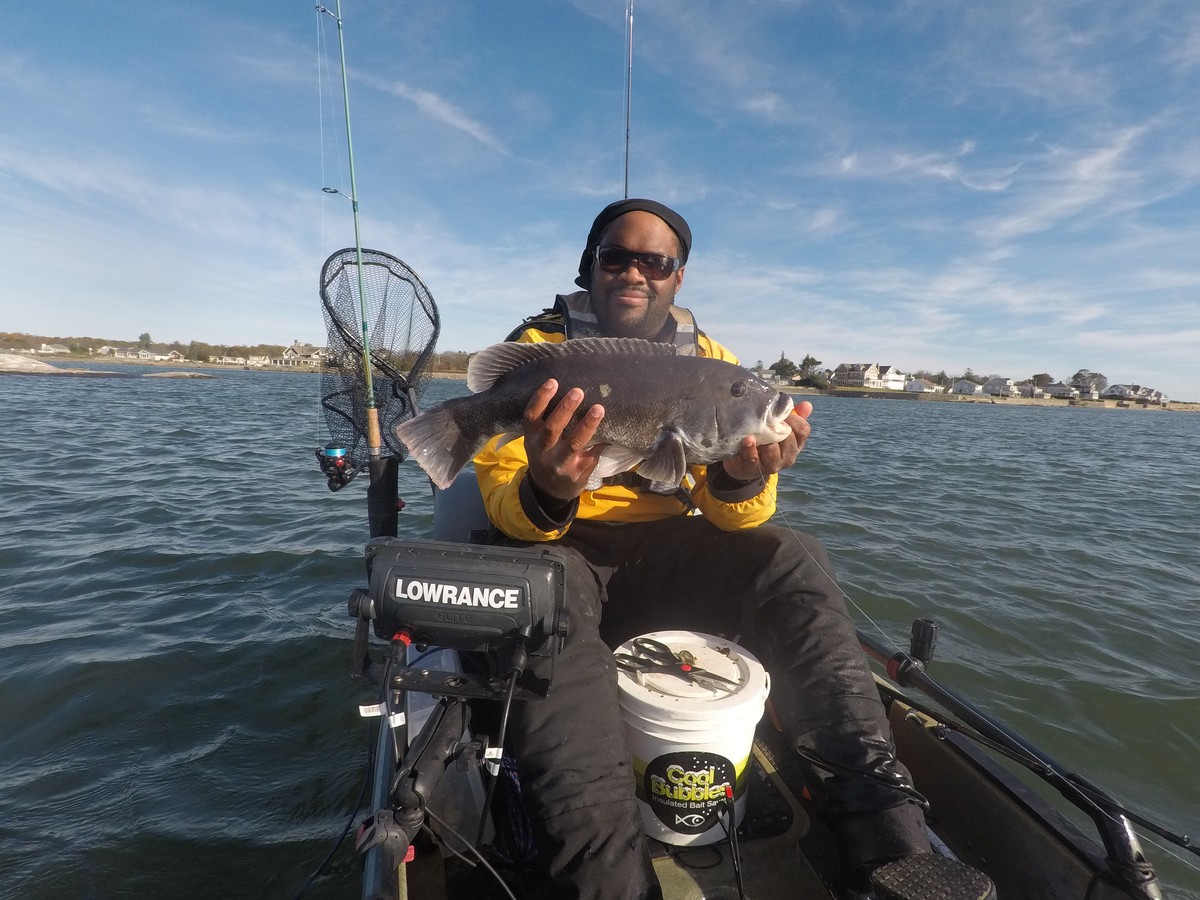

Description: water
[1,369,1196,898]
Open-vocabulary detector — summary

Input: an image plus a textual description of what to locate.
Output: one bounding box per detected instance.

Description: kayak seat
[431,469,491,544]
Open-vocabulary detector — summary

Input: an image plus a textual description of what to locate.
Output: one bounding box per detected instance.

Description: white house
[981,377,1018,397]
[277,341,327,368]
[950,380,982,395]
[833,363,881,388]
[905,377,944,394]
[1043,382,1080,399]
[877,365,906,390]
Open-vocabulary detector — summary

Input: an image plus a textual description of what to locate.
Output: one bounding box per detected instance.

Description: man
[473,199,970,898]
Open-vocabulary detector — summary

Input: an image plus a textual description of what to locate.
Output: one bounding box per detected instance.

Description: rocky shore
[0,354,213,378]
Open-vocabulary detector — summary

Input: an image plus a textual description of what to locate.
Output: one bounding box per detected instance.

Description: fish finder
[349,538,569,700]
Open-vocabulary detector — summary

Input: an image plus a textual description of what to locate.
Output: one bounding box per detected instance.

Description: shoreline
[4,355,1195,411]
[778,384,1199,412]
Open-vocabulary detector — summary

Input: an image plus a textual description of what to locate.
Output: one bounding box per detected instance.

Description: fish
[395,337,795,491]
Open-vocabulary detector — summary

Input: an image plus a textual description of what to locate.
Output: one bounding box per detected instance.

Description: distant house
[1043,382,1080,399]
[247,355,271,368]
[277,340,327,369]
[905,377,944,394]
[833,363,881,388]
[981,377,1018,397]
[167,350,184,361]
[1113,384,1168,405]
[950,380,982,395]
[1018,384,1047,399]
[39,343,70,355]
[877,365,906,391]
[96,346,117,356]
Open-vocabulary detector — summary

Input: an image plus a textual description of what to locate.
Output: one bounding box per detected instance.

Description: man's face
[589,211,685,339]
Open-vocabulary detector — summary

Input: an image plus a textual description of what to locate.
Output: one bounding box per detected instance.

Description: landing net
[319,248,440,468]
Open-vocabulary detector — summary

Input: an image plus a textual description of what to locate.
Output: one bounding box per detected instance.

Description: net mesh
[319,248,440,468]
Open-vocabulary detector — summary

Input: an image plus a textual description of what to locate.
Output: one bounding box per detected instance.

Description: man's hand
[523,379,606,501]
[722,400,812,482]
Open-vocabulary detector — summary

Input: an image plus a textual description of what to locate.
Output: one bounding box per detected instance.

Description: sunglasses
[594,245,682,280]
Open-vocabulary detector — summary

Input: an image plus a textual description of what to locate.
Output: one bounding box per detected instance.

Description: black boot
[831,805,996,900]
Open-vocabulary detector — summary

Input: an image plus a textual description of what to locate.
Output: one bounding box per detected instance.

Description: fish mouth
[766,392,795,437]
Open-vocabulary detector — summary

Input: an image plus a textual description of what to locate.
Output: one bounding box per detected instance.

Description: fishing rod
[318,1,379,459]
[859,622,1187,896]
[623,0,634,198]
[316,1,403,540]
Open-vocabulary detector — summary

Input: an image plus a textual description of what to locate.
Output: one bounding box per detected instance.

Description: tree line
[2,331,287,361]
[2,332,474,374]
[763,352,1110,392]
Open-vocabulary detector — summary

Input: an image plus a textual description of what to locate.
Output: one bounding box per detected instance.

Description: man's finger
[524,379,558,427]
[565,404,605,453]
[741,435,759,466]
[544,387,586,436]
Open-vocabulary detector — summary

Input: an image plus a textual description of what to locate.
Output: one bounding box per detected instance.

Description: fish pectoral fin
[493,431,522,451]
[591,445,645,482]
[635,431,687,487]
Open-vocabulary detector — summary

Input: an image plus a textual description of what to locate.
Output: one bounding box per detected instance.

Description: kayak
[337,479,1174,900]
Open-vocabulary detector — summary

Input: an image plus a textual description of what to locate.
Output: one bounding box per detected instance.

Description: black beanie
[574,198,693,288]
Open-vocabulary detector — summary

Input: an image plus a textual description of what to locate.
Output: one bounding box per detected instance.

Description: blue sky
[4,1,1200,400]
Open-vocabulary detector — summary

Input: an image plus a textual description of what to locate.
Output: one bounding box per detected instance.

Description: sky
[3,1,1200,400]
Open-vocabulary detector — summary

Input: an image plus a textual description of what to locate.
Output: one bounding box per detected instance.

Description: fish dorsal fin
[467,337,678,394]
[635,430,688,487]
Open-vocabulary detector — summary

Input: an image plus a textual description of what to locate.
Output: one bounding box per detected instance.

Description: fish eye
[730,381,746,397]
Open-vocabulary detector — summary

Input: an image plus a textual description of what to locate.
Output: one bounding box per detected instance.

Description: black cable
[717,793,746,900]
[475,664,520,847]
[294,640,409,899]
[291,718,376,900]
[425,806,519,900]
[792,746,931,811]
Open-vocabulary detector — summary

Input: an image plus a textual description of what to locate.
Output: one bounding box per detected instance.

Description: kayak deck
[397,675,1159,900]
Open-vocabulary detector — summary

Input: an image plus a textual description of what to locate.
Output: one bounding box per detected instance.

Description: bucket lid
[614,630,769,722]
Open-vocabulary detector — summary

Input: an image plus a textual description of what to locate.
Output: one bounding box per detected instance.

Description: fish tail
[394,399,484,490]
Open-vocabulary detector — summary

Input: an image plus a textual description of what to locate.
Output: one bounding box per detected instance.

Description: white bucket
[614,630,770,846]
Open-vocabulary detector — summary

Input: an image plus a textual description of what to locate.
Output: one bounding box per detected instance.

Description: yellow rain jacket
[473,293,778,542]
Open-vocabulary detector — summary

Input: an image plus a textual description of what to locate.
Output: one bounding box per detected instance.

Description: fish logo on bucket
[641,751,737,836]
